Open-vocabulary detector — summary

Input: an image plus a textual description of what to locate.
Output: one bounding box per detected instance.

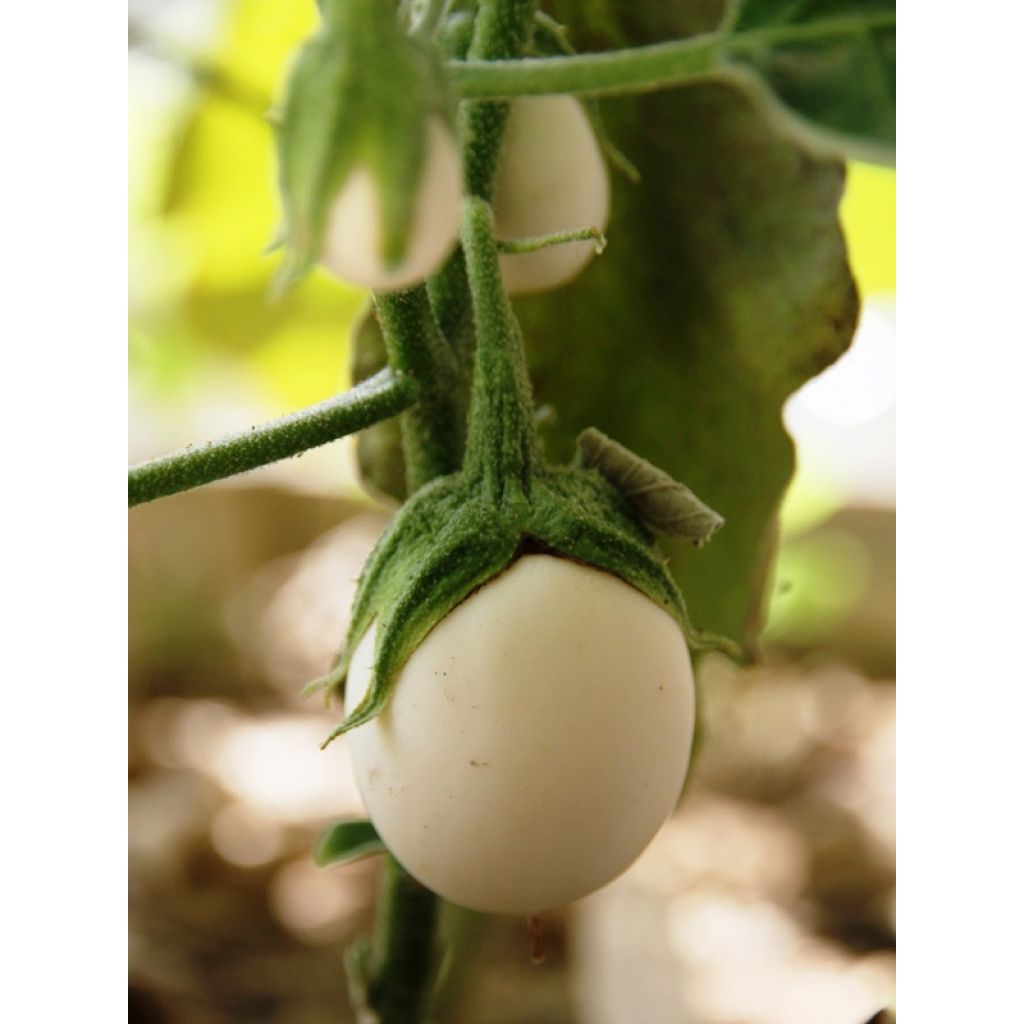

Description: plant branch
[498,225,606,255]
[459,0,539,198]
[128,369,419,507]
[451,31,721,98]
[449,11,896,99]
[461,196,541,497]
[375,289,464,491]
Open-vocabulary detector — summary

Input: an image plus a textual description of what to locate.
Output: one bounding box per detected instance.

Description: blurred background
[128,1,896,1021]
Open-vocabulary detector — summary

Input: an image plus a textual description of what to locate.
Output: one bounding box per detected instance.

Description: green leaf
[723,0,895,162]
[518,2,859,652]
[314,818,385,867]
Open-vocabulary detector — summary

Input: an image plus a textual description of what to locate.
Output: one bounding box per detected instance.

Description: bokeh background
[128,2,896,1021]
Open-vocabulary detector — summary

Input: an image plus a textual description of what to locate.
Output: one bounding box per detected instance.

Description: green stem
[364,856,440,1024]
[452,30,721,98]
[127,369,418,507]
[459,0,538,199]
[449,11,896,99]
[460,196,540,498]
[498,225,606,254]
[375,289,464,491]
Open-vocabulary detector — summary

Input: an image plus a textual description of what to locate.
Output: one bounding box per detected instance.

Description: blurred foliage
[725,0,895,163]
[129,0,365,413]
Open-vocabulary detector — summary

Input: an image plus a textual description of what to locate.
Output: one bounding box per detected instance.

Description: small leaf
[314,819,385,867]
[576,428,724,546]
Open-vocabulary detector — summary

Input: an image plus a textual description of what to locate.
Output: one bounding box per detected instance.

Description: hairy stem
[459,0,538,199]
[375,289,464,490]
[128,369,418,507]
[497,225,606,254]
[460,196,541,498]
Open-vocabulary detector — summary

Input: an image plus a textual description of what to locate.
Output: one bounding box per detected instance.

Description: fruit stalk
[460,195,542,499]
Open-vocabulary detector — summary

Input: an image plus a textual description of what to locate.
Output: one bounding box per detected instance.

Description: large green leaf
[724,0,896,162]
[518,3,860,651]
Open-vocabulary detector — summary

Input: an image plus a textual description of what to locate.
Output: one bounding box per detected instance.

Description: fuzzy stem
[424,0,538,394]
[127,369,418,507]
[375,289,464,491]
[459,0,538,199]
[497,225,606,254]
[460,196,541,498]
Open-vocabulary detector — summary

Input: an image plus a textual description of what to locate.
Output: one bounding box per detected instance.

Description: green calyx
[311,196,732,747]
[275,0,454,289]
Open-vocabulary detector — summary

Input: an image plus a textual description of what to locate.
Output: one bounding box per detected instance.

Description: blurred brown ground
[129,485,894,1024]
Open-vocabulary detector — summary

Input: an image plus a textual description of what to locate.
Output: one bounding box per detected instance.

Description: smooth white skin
[344,555,695,914]
[320,117,462,292]
[491,96,611,295]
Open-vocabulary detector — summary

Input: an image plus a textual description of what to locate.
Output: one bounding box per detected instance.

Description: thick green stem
[423,0,539,481]
[127,369,418,507]
[460,0,538,199]
[375,289,464,491]
[460,196,541,499]
[364,856,440,1024]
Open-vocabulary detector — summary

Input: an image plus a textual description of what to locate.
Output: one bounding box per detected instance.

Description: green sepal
[275,1,455,290]
[575,427,724,547]
[314,818,386,866]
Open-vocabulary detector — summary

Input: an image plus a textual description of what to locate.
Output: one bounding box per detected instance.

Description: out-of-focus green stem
[362,856,440,1024]
[450,11,896,99]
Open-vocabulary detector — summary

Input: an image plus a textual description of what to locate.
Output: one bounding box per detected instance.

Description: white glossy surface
[320,117,462,292]
[492,96,610,295]
[344,555,694,914]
